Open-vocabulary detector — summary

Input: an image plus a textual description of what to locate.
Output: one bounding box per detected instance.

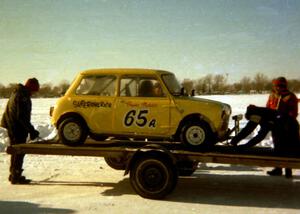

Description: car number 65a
[124,110,148,127]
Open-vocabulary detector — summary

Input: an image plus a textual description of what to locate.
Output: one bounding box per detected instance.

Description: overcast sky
[1,0,300,85]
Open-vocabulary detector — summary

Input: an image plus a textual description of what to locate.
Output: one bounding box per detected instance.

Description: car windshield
[162,74,182,96]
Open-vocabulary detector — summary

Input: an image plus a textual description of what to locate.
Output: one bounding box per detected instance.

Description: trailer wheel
[104,156,126,170]
[58,117,87,146]
[180,120,214,149]
[130,156,178,199]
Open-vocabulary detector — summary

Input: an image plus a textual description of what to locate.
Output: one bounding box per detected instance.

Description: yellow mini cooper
[50,68,231,149]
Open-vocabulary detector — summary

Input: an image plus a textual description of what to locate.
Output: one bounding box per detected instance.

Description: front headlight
[221,104,231,119]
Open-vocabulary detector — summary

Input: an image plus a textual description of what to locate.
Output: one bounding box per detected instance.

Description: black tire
[177,160,198,176]
[130,155,178,199]
[104,156,127,170]
[89,133,107,141]
[58,117,88,146]
[180,120,214,149]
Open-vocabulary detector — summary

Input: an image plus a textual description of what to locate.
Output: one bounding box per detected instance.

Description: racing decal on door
[121,100,158,108]
[73,100,112,108]
[124,110,157,128]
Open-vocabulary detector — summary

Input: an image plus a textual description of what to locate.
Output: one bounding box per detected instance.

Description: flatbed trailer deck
[6,139,300,199]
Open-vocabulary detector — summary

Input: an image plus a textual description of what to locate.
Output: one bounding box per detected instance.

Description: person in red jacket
[266,77,298,178]
[230,77,299,178]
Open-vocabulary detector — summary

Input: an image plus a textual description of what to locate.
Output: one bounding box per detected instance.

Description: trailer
[6,139,300,199]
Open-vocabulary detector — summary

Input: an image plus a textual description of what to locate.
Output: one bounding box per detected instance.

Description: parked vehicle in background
[50,68,231,149]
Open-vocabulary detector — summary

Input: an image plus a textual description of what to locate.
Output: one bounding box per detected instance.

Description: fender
[124,144,177,176]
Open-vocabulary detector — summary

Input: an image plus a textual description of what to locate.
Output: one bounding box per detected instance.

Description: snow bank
[0,127,9,152]
[0,124,57,152]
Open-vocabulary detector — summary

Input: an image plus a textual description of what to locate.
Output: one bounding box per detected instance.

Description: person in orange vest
[230,77,299,178]
[266,77,298,178]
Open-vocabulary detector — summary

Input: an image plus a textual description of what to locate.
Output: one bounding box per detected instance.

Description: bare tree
[212,74,228,93]
[203,74,213,94]
[239,76,252,93]
[182,79,194,95]
[253,73,269,93]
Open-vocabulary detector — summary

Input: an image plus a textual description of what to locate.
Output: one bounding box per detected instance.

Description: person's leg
[9,154,23,183]
[9,153,30,184]
[230,121,258,146]
[285,168,293,178]
[9,137,31,184]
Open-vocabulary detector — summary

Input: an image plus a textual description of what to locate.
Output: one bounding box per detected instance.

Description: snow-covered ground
[1,95,300,214]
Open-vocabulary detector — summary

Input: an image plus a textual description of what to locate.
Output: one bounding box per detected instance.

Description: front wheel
[180,120,215,150]
[130,156,178,199]
[58,117,88,146]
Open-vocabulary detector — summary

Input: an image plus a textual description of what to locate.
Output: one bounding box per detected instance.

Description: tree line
[0,81,70,98]
[182,73,300,95]
[0,73,300,98]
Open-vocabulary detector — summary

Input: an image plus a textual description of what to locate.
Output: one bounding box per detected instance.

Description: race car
[50,68,231,149]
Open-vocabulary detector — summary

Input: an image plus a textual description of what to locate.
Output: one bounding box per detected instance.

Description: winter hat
[25,78,40,92]
[272,77,287,88]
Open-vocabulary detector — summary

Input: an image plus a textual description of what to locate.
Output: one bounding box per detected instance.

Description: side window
[76,75,116,96]
[120,76,165,97]
[120,77,138,97]
[139,79,165,97]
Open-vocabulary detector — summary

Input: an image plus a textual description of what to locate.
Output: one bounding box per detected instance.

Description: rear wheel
[180,120,214,150]
[58,117,88,146]
[130,155,178,199]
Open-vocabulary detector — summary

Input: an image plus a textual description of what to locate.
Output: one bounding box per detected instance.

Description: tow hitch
[227,114,243,138]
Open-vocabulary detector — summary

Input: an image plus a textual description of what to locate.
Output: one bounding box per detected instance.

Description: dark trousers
[9,138,26,181]
[9,154,25,180]
[230,121,271,148]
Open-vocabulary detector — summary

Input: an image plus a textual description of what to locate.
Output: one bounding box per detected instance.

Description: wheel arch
[124,144,177,176]
[174,113,215,141]
[56,112,89,131]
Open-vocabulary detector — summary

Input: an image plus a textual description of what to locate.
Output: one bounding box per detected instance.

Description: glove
[30,130,39,140]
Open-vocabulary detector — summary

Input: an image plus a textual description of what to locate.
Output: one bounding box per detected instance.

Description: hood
[174,95,229,107]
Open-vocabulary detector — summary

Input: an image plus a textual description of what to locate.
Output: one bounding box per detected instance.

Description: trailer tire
[130,155,178,199]
[58,117,88,146]
[104,156,127,170]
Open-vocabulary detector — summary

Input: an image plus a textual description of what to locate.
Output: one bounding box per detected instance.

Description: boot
[285,168,293,178]
[267,167,282,176]
[10,175,31,184]
[9,170,31,184]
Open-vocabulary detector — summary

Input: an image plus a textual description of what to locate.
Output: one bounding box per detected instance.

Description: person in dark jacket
[1,78,40,184]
